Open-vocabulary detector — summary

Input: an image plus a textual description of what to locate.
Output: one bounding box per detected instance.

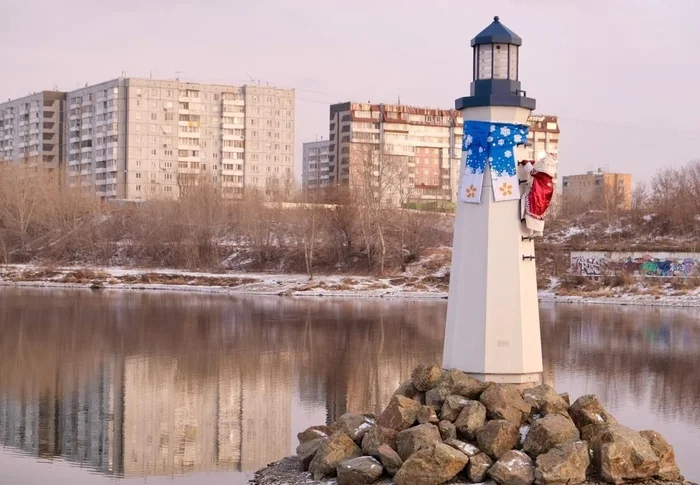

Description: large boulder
[523,414,580,457]
[411,363,442,391]
[454,400,487,440]
[417,405,439,425]
[396,423,442,461]
[440,395,473,422]
[394,442,469,485]
[377,395,423,431]
[361,425,398,457]
[480,383,532,426]
[336,413,375,444]
[297,424,334,444]
[522,384,570,417]
[308,431,363,480]
[438,420,456,440]
[443,438,481,457]
[568,395,617,431]
[296,437,325,470]
[590,424,660,483]
[534,441,590,485]
[639,430,681,481]
[488,450,535,485]
[467,452,493,483]
[336,456,383,485]
[377,443,403,476]
[425,369,485,408]
[477,419,521,459]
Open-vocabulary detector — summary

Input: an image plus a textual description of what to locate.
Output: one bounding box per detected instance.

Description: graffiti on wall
[570,252,700,278]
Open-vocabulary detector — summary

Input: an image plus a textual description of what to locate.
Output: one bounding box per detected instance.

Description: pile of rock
[265,364,691,485]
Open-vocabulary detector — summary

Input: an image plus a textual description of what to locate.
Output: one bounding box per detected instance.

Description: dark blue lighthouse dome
[471,16,522,47]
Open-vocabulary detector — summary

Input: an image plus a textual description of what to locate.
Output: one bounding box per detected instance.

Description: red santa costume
[520,153,558,235]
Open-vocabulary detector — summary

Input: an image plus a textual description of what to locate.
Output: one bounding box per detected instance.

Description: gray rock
[296,437,326,471]
[569,394,617,431]
[439,420,457,440]
[297,424,334,444]
[377,395,423,431]
[443,438,481,457]
[534,441,589,485]
[454,400,487,441]
[559,393,570,406]
[394,379,421,400]
[425,385,452,409]
[361,425,398,457]
[411,363,442,391]
[522,414,580,457]
[396,423,442,461]
[468,452,493,483]
[308,431,362,480]
[336,456,383,485]
[394,443,469,485]
[440,394,473,422]
[377,443,403,476]
[417,405,439,425]
[477,419,521,460]
[488,450,535,485]
[480,383,532,427]
[424,369,485,408]
[336,413,375,444]
[640,429,681,481]
[590,424,660,483]
[522,384,570,417]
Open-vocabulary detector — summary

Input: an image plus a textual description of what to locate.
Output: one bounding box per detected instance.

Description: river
[0,288,698,484]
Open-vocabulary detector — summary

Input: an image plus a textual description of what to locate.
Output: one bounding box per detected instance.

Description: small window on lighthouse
[509,45,518,80]
[493,44,509,79]
[477,44,493,79]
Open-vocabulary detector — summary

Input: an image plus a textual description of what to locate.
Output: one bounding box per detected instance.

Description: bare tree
[0,164,45,260]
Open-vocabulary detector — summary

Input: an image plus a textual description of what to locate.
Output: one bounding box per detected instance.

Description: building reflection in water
[0,290,698,480]
[0,289,444,478]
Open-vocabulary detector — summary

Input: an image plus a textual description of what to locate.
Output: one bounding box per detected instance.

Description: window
[165,149,173,156]
[135,112,142,120]
[136,185,141,191]
[136,172,142,179]
[213,152,218,158]
[136,160,141,167]
[213,94,220,101]
[151,149,157,156]
[151,113,157,121]
[150,125,156,133]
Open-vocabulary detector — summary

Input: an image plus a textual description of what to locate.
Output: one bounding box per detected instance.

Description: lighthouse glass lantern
[473,18,520,81]
[458,16,535,110]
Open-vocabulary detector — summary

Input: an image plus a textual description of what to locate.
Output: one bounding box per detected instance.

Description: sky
[1,0,699,184]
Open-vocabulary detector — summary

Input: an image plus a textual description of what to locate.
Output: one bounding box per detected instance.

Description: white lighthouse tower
[443,16,542,384]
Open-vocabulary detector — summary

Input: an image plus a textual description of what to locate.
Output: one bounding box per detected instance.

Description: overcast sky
[2,0,698,184]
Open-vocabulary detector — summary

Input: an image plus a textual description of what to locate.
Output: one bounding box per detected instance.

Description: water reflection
[0,289,443,479]
[0,289,698,483]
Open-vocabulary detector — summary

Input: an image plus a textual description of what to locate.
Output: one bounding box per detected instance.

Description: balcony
[221,122,244,129]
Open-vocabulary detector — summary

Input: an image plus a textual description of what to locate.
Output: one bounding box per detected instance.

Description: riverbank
[1,264,700,306]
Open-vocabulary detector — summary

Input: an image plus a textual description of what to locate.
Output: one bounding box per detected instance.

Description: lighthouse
[443,16,543,384]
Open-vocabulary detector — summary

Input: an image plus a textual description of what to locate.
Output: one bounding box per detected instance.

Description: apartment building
[562,169,633,211]
[64,78,294,200]
[0,91,65,171]
[301,139,331,190]
[326,102,462,205]
[524,114,559,162]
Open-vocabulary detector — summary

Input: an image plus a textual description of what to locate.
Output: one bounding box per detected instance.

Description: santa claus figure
[519,153,559,235]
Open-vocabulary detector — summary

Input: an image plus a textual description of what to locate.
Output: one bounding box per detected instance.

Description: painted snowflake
[490,125,496,132]
[504,150,512,158]
[513,134,522,143]
[499,126,511,137]
[497,139,505,146]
